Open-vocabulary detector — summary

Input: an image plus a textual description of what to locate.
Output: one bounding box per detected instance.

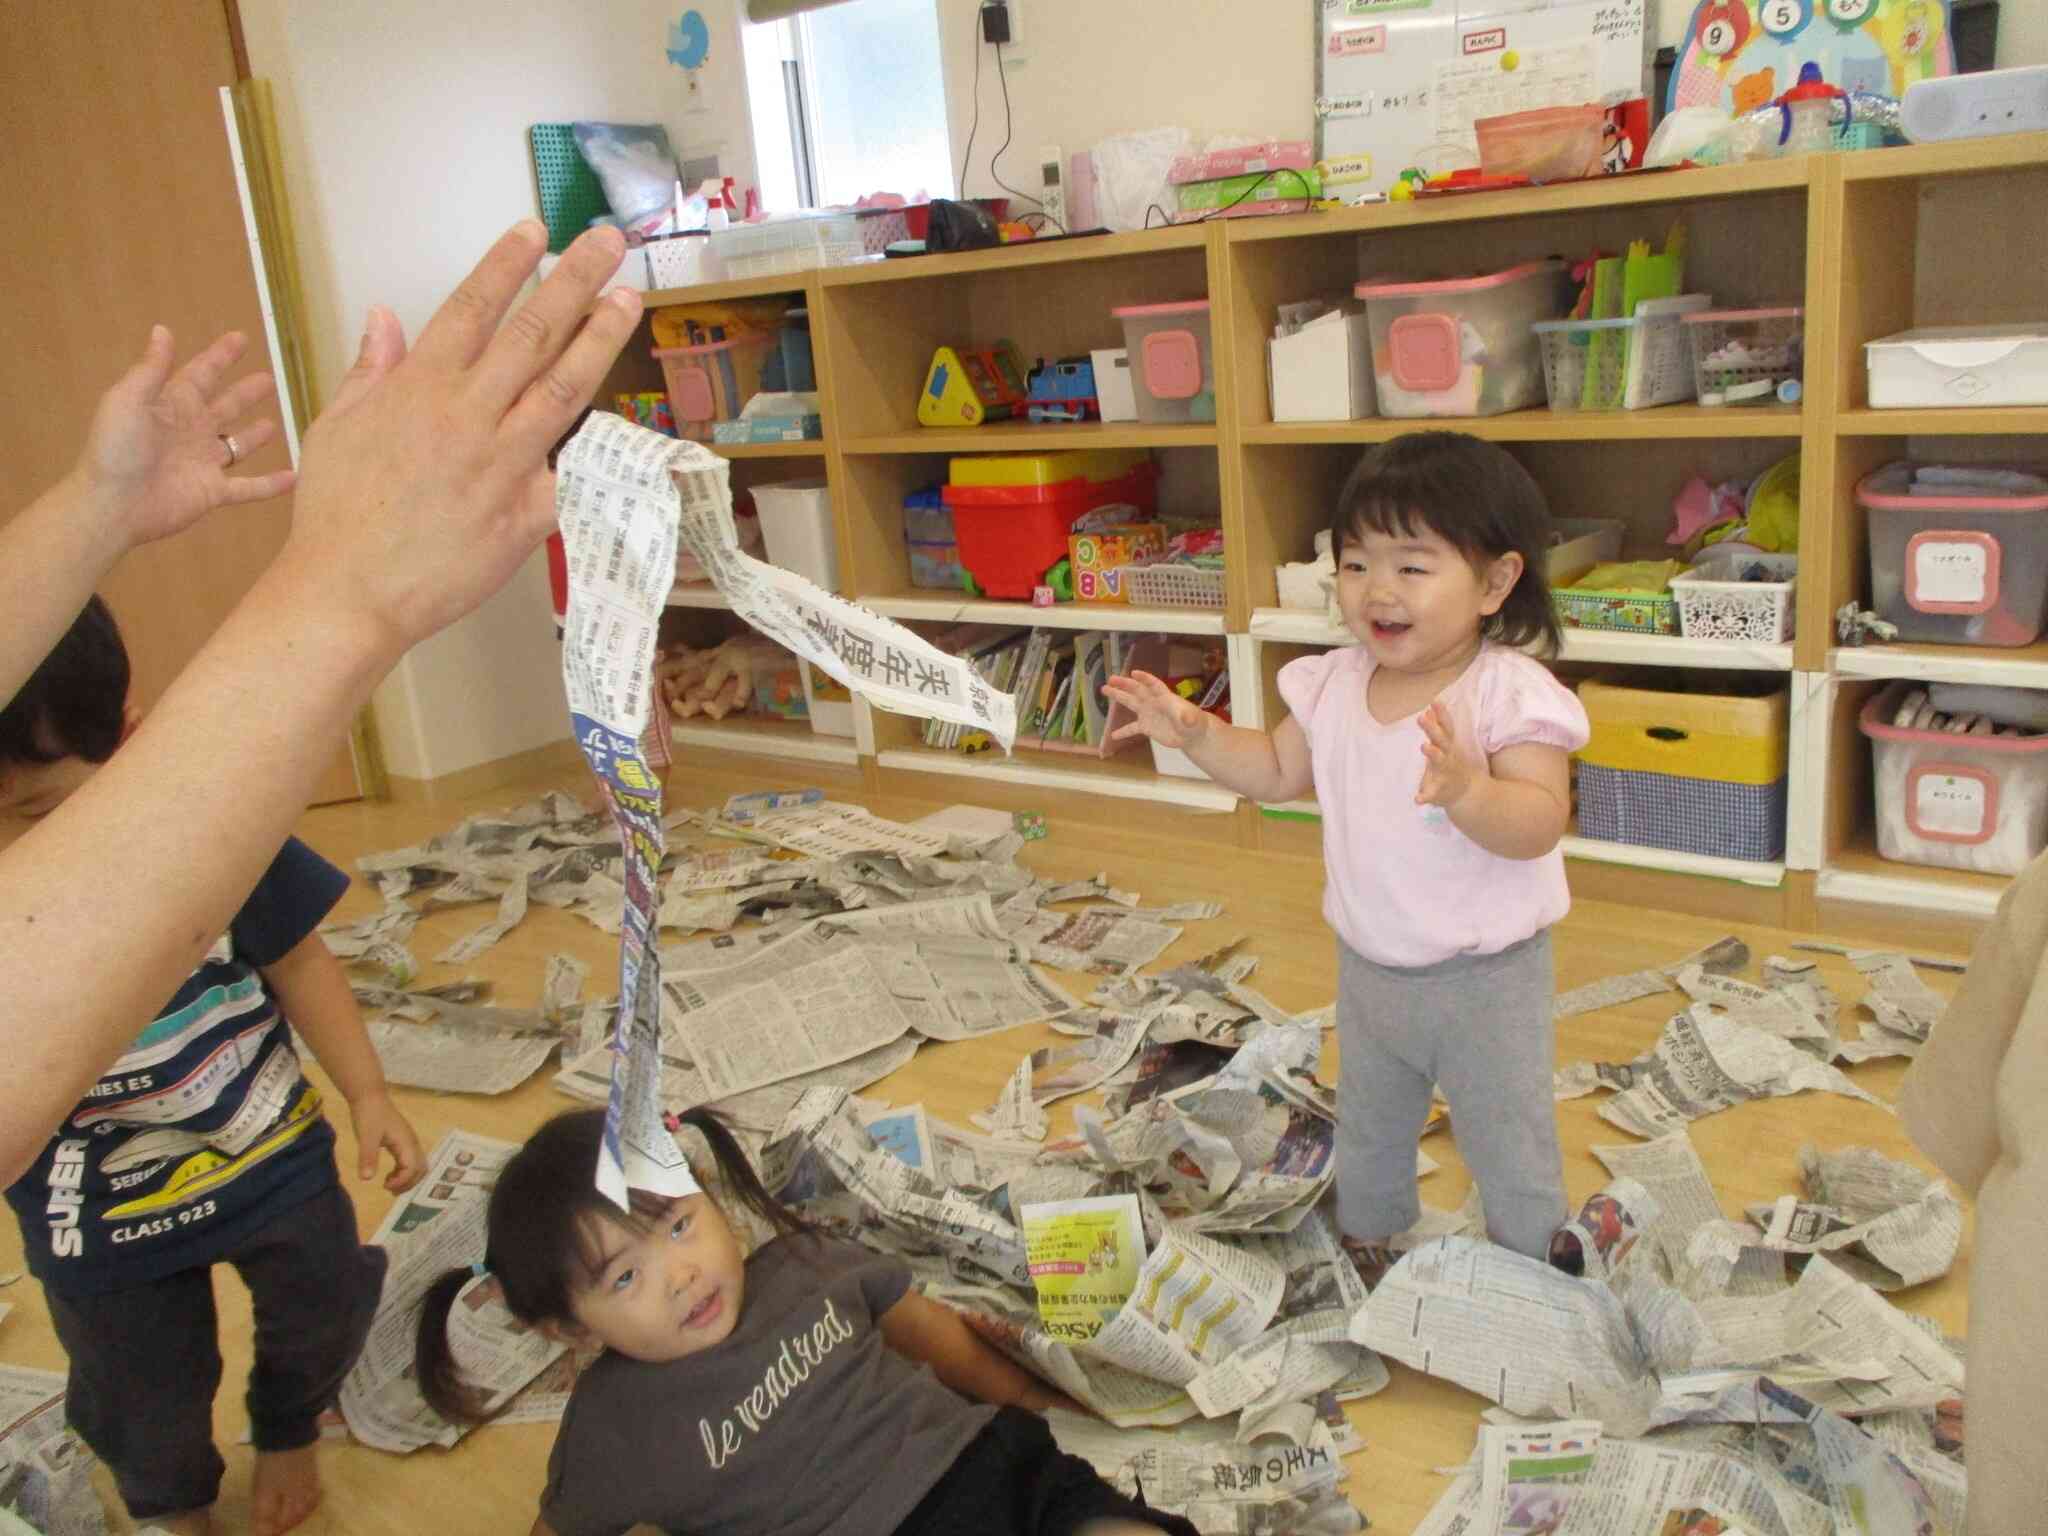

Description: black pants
[898,1407,1202,1536]
[43,1178,386,1520]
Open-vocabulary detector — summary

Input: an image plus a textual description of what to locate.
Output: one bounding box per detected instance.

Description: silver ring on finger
[219,433,241,467]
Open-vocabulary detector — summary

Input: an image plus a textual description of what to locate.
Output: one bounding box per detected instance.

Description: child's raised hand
[1416,700,1484,810]
[350,1089,426,1192]
[1103,670,1208,750]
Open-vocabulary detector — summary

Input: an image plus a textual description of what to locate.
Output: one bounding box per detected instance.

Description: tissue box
[1269,310,1375,422]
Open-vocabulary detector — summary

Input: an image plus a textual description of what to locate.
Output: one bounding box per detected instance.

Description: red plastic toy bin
[944,463,1159,600]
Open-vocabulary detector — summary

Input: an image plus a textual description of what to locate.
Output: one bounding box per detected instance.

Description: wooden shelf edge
[1829,644,2048,688]
[845,422,1219,454]
[1247,612,1793,671]
[1242,406,1803,445]
[818,225,1210,288]
[1561,835,1787,888]
[1841,132,2048,184]
[861,594,1225,635]
[710,440,828,459]
[875,747,1241,812]
[671,722,859,766]
[1815,865,2005,918]
[1836,406,2048,437]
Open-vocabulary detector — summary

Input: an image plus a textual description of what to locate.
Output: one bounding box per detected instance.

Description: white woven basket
[1671,553,1798,642]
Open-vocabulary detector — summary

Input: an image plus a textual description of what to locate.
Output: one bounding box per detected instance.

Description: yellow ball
[1502,50,1520,70]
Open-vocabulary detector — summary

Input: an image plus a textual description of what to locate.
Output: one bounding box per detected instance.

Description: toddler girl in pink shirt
[1106,432,1589,1273]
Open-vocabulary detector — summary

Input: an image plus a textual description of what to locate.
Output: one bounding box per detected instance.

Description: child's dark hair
[414,1108,810,1424]
[0,596,130,766]
[1327,432,1562,656]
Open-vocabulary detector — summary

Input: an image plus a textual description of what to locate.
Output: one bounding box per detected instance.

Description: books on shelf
[919,626,1169,757]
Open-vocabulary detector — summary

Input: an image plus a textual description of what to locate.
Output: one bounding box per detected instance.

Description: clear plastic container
[653,333,777,441]
[1110,301,1215,424]
[1862,681,2048,875]
[709,213,864,278]
[1355,260,1572,418]
[908,541,965,590]
[1683,308,1804,407]
[1532,301,1705,412]
[901,486,953,545]
[1860,462,2048,647]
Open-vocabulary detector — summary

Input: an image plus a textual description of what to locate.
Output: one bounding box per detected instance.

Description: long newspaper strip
[1551,937,1750,1020]
[613,414,1019,750]
[556,413,697,1209]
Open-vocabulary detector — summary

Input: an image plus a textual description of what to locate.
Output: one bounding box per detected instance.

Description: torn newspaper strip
[555,413,697,1209]
[562,413,1019,749]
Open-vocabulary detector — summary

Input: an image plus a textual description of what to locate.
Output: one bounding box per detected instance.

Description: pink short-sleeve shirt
[1277,643,1590,969]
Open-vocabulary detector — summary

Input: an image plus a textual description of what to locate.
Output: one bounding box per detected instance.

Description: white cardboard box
[1091,347,1139,422]
[1268,311,1375,422]
[1866,324,2048,409]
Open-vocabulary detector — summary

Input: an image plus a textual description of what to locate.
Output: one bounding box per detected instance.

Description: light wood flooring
[0,755,1976,1535]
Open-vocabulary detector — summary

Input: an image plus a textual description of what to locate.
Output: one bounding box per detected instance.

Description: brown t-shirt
[541,1234,995,1536]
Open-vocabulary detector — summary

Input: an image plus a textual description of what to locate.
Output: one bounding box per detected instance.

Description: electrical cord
[1142,165,1317,229]
[957,1,982,198]
[988,41,1043,213]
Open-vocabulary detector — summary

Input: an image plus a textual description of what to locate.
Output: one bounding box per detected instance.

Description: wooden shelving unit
[615,133,2048,939]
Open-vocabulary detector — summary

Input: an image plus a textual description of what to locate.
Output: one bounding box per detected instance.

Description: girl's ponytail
[675,1106,813,1241]
[414,1266,490,1425]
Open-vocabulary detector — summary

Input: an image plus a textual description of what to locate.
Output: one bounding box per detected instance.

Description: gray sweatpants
[1335,931,1567,1261]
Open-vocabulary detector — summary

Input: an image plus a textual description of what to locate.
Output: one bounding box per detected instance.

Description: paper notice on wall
[1433,41,1598,146]
[555,414,699,1211]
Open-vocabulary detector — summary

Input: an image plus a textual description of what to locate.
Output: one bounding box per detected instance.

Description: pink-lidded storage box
[653,333,776,441]
[1110,300,1215,424]
[1861,681,2048,875]
[1355,260,1572,418]
[1860,462,2048,647]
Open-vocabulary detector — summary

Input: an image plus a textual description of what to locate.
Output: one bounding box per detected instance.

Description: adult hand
[1103,670,1209,749]
[280,221,643,662]
[74,326,297,546]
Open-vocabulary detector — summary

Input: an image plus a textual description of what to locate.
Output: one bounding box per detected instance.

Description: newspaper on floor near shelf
[364,1013,559,1096]
[1674,964,1833,1053]
[1551,936,1750,1019]
[540,952,589,1025]
[742,802,955,861]
[1830,950,1951,1064]
[1045,1409,1364,1535]
[320,898,421,983]
[1586,1134,1786,1300]
[1472,1418,1603,1536]
[1557,1006,1886,1140]
[340,1130,568,1453]
[556,411,695,1210]
[973,1006,1160,1138]
[1688,1143,1963,1293]
[1007,906,1187,978]
[595,413,1017,751]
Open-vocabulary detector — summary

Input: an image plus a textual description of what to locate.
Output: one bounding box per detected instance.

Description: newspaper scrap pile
[0,1365,104,1536]
[319,781,1974,1536]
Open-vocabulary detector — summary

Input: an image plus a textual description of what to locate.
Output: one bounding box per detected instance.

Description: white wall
[238,0,759,780]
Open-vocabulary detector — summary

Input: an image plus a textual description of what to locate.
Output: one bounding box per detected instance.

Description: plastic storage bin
[709,213,863,278]
[750,479,839,590]
[1548,519,1626,584]
[1683,308,1803,407]
[1110,302,1215,424]
[654,333,776,441]
[1670,553,1798,643]
[902,486,963,591]
[1865,324,2048,410]
[944,451,1158,599]
[1532,300,1706,412]
[1860,462,2048,647]
[1355,260,1572,418]
[1575,677,1790,862]
[1861,682,2048,875]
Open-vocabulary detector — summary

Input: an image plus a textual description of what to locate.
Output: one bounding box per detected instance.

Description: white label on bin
[1915,773,1989,839]
[1913,540,1991,607]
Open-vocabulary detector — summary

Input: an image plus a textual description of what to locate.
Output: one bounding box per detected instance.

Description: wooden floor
[0,753,1977,1536]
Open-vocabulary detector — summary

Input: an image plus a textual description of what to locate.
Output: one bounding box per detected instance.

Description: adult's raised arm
[0,221,641,1185]
[0,327,295,705]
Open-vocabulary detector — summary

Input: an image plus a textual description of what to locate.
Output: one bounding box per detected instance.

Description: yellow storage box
[947,449,1151,489]
[1577,678,1789,785]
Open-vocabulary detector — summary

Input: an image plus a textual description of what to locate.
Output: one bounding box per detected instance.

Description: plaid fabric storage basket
[1576,763,1787,861]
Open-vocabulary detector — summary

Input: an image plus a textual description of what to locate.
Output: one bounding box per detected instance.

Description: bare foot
[138,1510,213,1536]
[250,1445,322,1536]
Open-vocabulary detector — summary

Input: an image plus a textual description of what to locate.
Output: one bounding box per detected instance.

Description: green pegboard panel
[530,124,611,254]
